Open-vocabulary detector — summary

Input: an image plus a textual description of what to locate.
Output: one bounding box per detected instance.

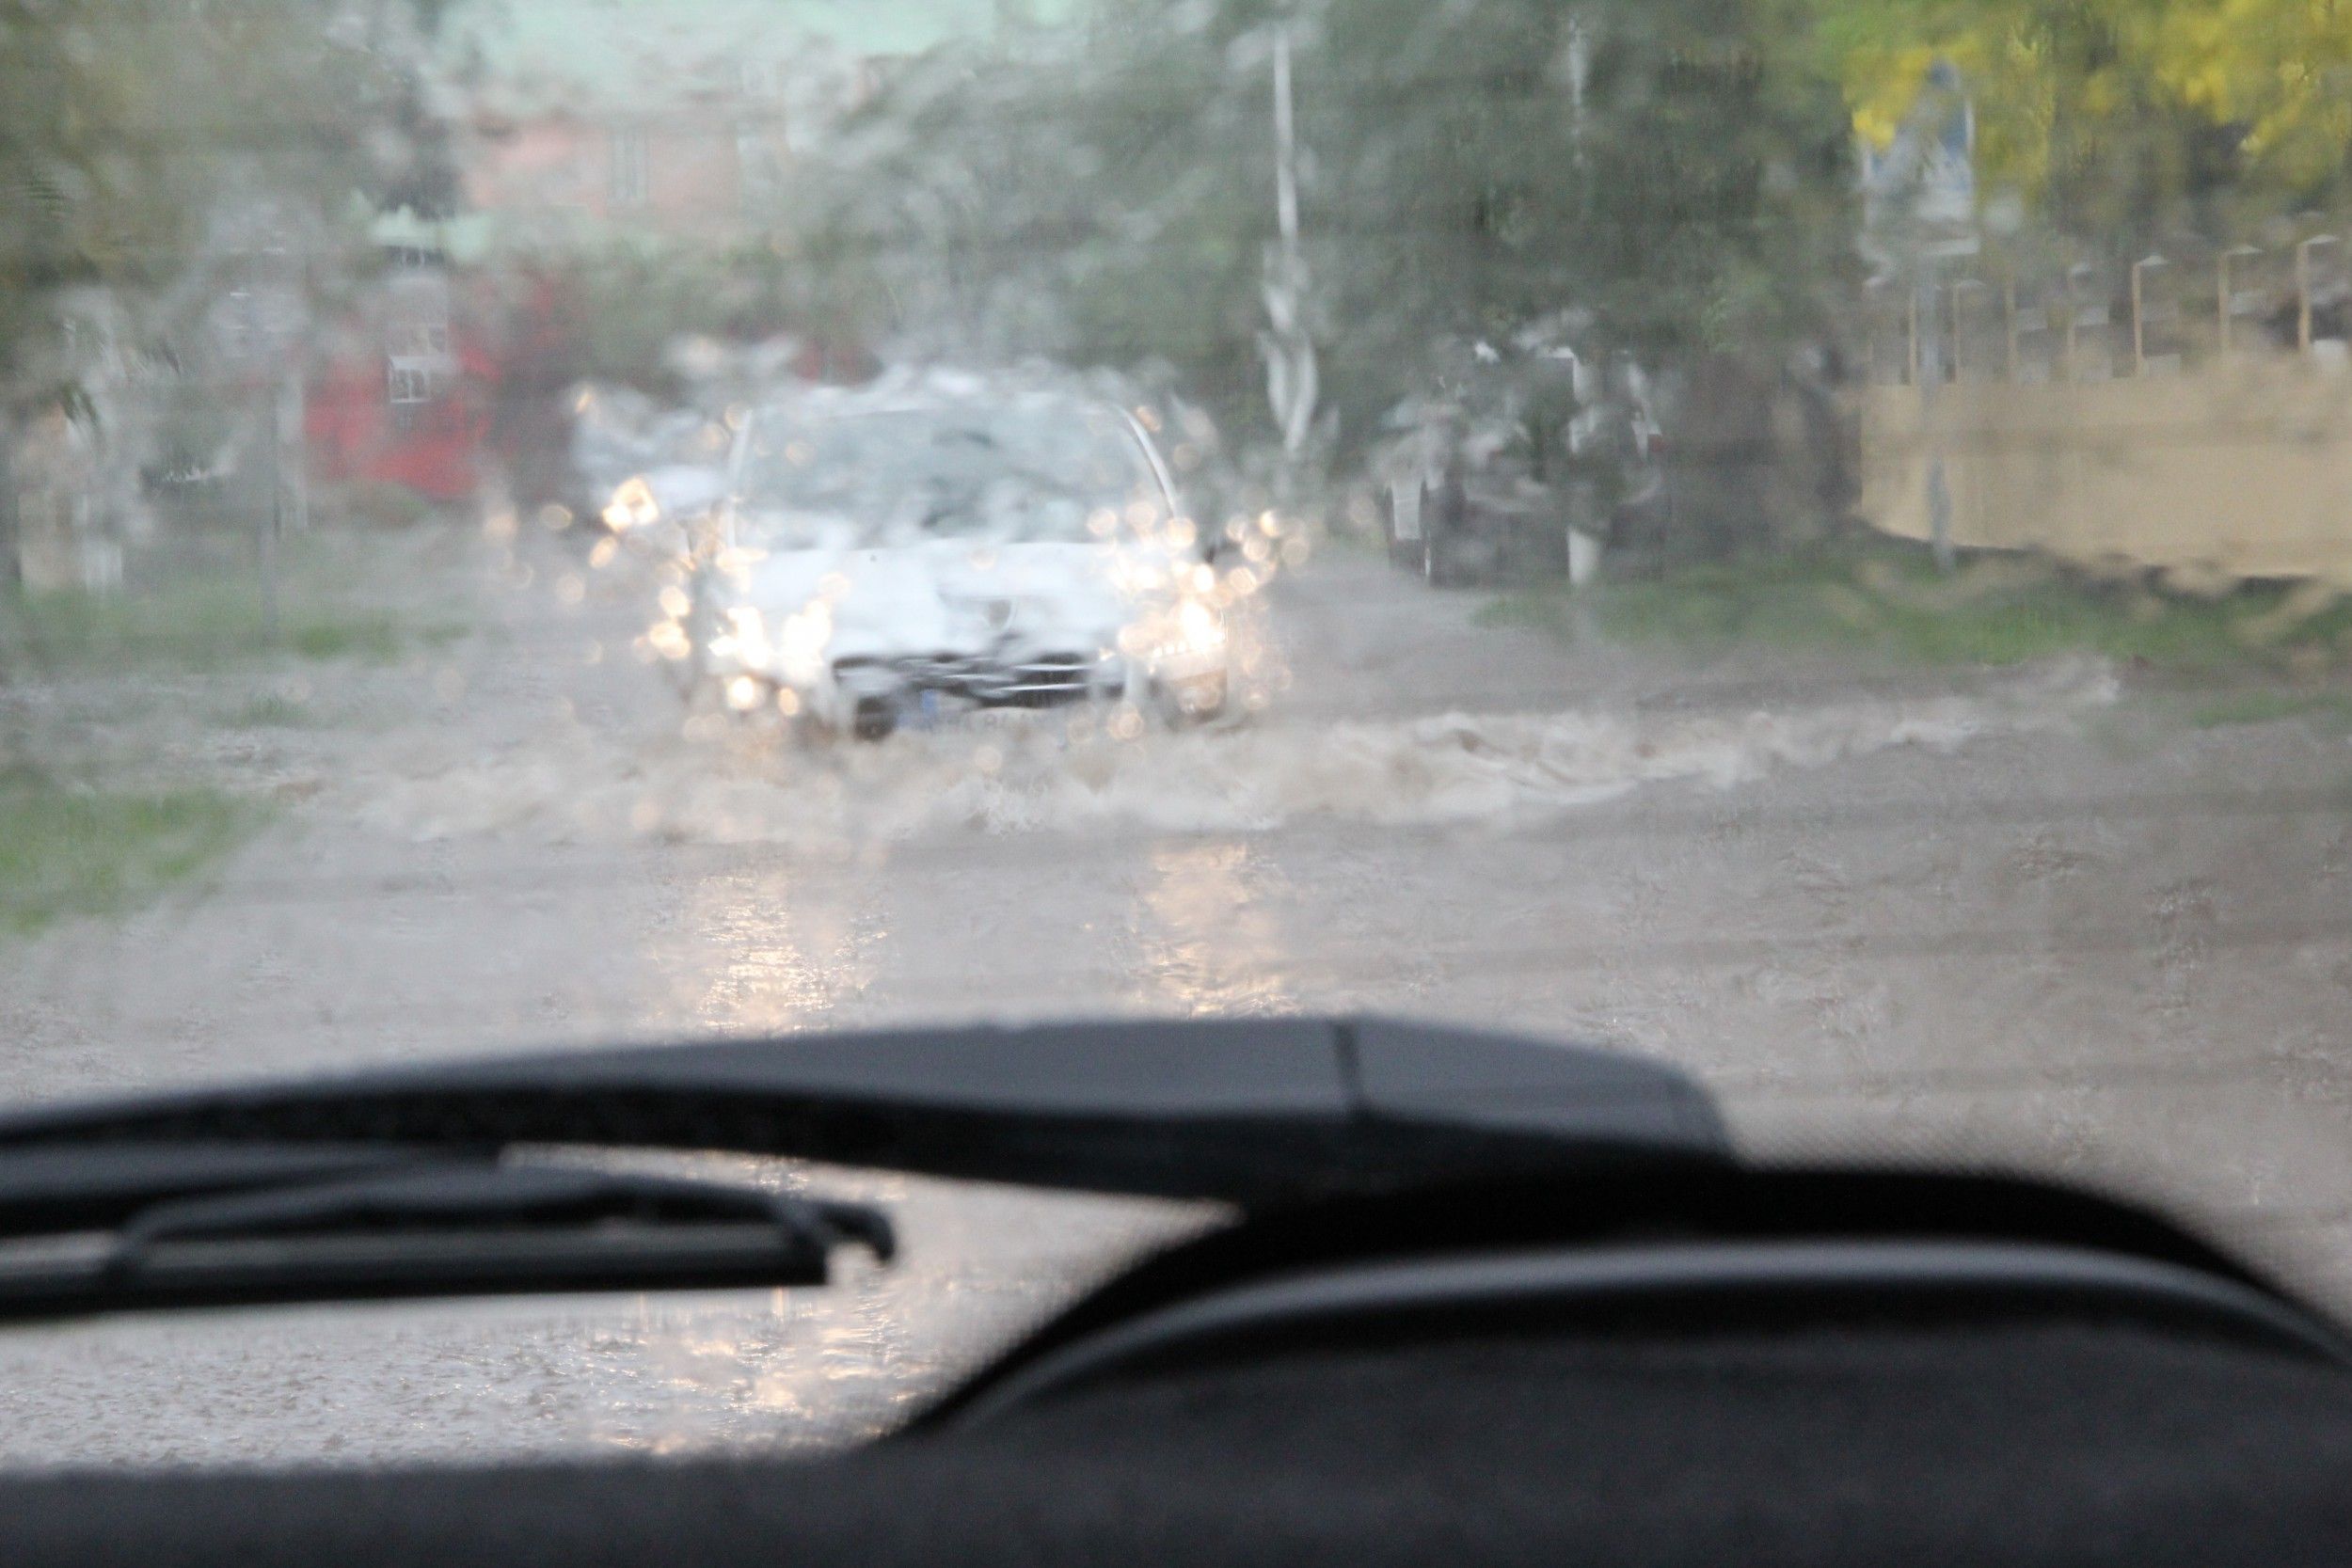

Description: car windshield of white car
[740,404,1158,547]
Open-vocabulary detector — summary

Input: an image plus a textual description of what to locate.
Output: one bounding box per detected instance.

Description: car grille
[834,653,1099,708]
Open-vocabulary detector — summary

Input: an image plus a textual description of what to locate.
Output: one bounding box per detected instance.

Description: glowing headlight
[602,475,660,533]
[1175,597,1225,654]
[1135,597,1226,671]
[776,600,834,686]
[724,605,773,669]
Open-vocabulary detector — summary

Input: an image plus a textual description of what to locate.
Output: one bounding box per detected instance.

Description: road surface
[5,518,2351,1467]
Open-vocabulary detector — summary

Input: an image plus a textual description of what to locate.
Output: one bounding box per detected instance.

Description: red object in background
[306,312,498,503]
[306,256,882,507]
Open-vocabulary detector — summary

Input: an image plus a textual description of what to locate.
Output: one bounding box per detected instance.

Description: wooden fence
[1857,238,2352,585]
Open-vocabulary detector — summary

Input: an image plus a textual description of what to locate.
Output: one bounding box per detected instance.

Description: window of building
[387,359,439,432]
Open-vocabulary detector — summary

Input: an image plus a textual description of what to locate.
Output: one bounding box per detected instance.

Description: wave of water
[348,660,2120,847]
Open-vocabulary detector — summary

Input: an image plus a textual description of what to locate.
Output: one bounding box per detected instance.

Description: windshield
[6,0,2352,1476]
[737,403,1162,547]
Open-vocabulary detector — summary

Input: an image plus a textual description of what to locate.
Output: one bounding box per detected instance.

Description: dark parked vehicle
[1375,335,1667,587]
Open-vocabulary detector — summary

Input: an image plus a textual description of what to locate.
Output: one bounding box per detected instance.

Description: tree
[797,0,1854,499]
[2,0,447,587]
[1827,0,2352,256]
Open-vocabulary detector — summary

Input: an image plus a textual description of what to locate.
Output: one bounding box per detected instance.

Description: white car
[693,388,1229,739]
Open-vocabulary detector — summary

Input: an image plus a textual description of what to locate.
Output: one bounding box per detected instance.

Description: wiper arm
[0,1019,1731,1208]
[0,1162,892,1325]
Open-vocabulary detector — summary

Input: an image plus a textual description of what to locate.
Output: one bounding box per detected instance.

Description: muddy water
[4,527,2350,1468]
[347,661,2119,845]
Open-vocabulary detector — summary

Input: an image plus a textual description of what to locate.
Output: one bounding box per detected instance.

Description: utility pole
[1862,59,1975,573]
[1919,261,1953,573]
[1261,22,1318,487]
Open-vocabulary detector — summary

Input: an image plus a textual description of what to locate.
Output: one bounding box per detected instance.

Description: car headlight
[1123,597,1225,671]
[602,475,660,533]
[717,605,772,670]
[1176,597,1225,654]
[776,600,833,686]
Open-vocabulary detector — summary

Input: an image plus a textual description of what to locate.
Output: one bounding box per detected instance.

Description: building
[430,0,1025,252]
[305,0,1062,501]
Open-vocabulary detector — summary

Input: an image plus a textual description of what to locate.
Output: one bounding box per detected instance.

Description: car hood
[726,538,1177,662]
[644,464,728,517]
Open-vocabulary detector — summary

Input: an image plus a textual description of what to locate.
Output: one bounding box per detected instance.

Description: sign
[1861,59,1979,269]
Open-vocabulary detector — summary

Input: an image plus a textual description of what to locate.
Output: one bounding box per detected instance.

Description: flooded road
[6,521,2352,1466]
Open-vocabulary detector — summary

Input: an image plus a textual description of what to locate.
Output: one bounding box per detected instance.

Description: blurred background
[9,0,2352,1471]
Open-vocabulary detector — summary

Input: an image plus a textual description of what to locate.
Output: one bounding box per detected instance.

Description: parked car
[687,383,1229,739]
[1375,337,1668,587]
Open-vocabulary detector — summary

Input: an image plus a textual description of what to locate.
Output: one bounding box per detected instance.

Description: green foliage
[1,0,438,405]
[795,0,1857,451]
[1828,0,2352,254]
[0,768,257,937]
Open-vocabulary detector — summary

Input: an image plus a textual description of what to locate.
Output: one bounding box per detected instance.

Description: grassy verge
[1481,545,2352,676]
[215,692,318,728]
[0,521,472,679]
[0,768,259,937]
[2183,689,2352,731]
[0,579,413,675]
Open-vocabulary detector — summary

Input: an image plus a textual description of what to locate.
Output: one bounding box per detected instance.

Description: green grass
[1482,546,2352,675]
[2184,689,2352,731]
[287,612,404,662]
[0,768,259,937]
[0,581,417,675]
[216,692,316,728]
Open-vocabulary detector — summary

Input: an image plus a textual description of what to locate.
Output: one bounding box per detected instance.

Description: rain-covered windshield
[737,403,1159,547]
[8,0,2352,1481]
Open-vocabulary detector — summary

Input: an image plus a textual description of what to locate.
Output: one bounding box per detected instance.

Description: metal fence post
[2296,236,2332,355]
[2004,276,2019,382]
[2217,249,2235,356]
[2131,256,2147,374]
[2062,270,2078,381]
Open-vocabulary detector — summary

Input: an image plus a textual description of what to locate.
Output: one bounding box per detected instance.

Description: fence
[1857,236,2352,586]
[1,366,313,689]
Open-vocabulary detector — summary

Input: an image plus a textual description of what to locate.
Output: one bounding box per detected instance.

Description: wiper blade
[0,1141,474,1233]
[0,1163,892,1324]
[0,1018,1729,1205]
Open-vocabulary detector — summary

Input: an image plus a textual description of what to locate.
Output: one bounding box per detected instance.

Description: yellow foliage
[1826,0,2352,208]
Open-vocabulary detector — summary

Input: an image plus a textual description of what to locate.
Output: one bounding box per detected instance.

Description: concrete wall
[1859,356,2352,587]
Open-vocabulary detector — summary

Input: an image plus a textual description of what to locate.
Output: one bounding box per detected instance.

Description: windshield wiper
[0,1019,1717,1323]
[0,1160,892,1324]
[0,1141,472,1233]
[0,1019,1730,1207]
